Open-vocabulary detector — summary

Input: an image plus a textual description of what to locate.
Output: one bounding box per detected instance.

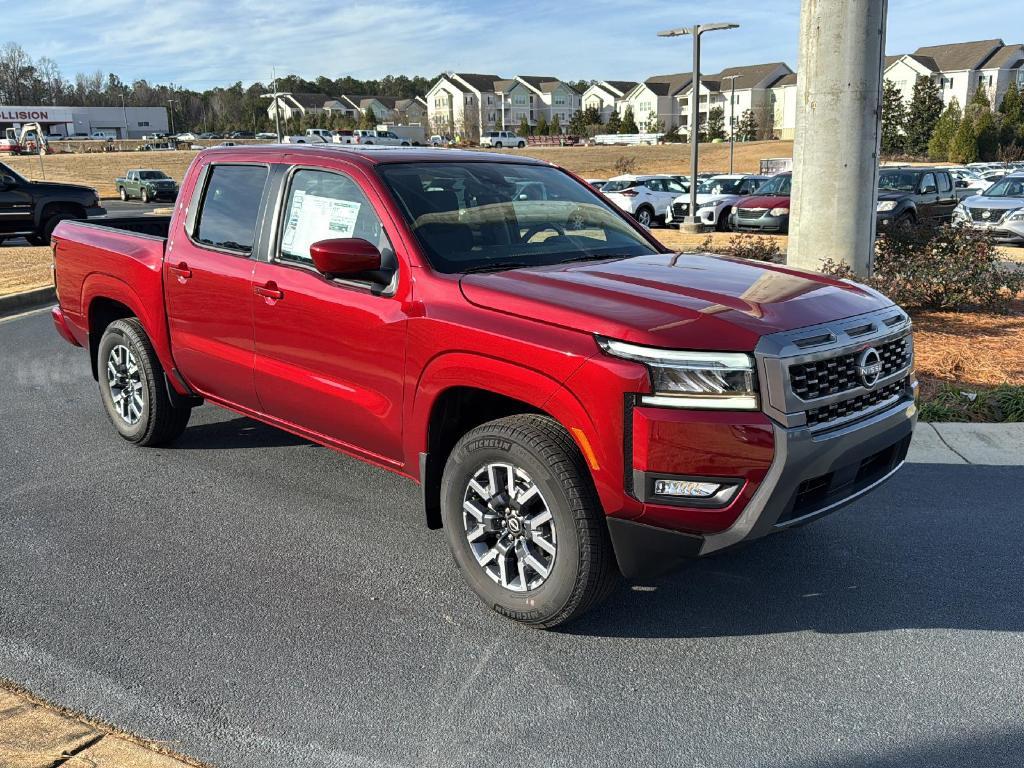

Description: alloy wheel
[462,463,557,592]
[106,344,144,425]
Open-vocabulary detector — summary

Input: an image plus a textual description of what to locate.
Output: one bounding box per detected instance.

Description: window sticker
[282,190,362,259]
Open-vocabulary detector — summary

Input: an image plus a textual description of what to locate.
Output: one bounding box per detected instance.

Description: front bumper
[85,205,107,218]
[609,395,916,578]
[730,212,789,232]
[956,217,1024,244]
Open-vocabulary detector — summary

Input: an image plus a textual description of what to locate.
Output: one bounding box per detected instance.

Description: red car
[730,171,792,233]
[51,146,916,628]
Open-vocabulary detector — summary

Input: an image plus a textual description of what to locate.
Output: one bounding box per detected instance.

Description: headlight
[597,337,758,410]
[1007,209,1024,222]
[769,207,789,216]
[877,200,897,212]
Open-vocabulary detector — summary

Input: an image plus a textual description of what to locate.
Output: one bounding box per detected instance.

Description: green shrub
[918,383,1024,422]
[819,221,1024,311]
[699,234,783,263]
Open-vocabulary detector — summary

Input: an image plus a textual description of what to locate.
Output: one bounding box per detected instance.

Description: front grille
[789,337,910,401]
[737,207,766,220]
[672,202,688,219]
[805,377,908,427]
[970,207,1006,222]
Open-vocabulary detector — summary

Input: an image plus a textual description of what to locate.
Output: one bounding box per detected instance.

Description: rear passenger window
[937,173,952,193]
[194,165,269,254]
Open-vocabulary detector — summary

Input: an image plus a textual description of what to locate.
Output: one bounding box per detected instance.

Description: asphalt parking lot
[2,308,1023,768]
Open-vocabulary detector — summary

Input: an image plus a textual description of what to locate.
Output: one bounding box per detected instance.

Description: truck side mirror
[920,183,937,194]
[310,238,382,278]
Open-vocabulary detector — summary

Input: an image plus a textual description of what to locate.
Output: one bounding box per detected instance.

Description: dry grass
[655,229,789,253]
[4,141,790,198]
[5,150,201,198]
[0,246,52,296]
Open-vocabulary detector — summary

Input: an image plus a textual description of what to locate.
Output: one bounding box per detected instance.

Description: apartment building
[582,81,638,122]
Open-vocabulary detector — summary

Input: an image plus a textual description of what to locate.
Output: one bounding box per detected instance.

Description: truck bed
[51,216,173,369]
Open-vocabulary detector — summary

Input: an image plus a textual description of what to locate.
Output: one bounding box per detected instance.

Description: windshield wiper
[557,253,633,265]
[462,261,531,274]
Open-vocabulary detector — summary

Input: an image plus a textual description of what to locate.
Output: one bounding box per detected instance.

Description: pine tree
[536,114,549,136]
[880,79,906,155]
[735,109,758,141]
[998,81,1023,147]
[949,112,979,164]
[927,98,961,161]
[705,106,725,141]
[568,109,587,136]
[549,114,561,136]
[360,106,377,130]
[620,106,638,134]
[971,83,991,109]
[518,115,530,137]
[604,110,622,134]
[976,109,1000,160]
[903,76,942,156]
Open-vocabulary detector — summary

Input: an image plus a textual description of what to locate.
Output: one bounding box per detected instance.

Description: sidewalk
[907,422,1024,464]
[0,684,201,768]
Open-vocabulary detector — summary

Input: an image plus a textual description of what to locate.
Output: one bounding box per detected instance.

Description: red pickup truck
[51,145,917,627]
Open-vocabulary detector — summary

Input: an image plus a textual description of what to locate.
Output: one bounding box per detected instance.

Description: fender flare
[408,352,615,517]
[80,273,176,380]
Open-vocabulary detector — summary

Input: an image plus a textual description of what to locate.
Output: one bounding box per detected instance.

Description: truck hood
[673,193,739,208]
[459,253,892,350]
[735,194,790,210]
[27,180,96,196]
[877,190,914,202]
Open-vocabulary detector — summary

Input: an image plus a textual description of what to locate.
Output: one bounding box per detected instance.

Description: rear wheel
[494,141,503,148]
[97,318,191,446]
[635,205,655,228]
[517,141,525,148]
[441,414,617,628]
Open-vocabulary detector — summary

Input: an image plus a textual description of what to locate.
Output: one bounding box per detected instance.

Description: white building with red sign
[0,104,168,138]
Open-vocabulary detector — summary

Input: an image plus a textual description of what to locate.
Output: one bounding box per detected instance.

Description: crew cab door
[916,172,940,220]
[164,162,271,410]
[934,172,957,221]
[250,163,409,466]
[0,164,34,236]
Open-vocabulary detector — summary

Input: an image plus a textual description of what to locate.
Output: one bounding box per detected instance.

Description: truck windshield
[377,162,659,273]
[138,171,169,180]
[983,177,1024,197]
[0,162,26,183]
[878,171,919,192]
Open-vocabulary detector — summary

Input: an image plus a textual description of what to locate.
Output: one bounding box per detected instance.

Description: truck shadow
[172,413,312,450]
[568,464,1024,639]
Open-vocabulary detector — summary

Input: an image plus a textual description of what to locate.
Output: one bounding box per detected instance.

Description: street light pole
[721,74,739,174]
[659,22,738,231]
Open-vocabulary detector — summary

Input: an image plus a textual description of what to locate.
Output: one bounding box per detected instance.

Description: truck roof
[196,143,549,168]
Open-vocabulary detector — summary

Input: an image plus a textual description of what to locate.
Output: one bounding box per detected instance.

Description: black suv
[876,167,957,229]
[0,161,105,246]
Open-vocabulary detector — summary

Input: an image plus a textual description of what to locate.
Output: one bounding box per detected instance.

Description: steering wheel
[522,222,566,243]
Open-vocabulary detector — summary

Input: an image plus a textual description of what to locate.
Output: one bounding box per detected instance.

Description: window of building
[514,95,527,105]
[193,165,269,254]
[137,121,150,127]
[278,169,393,267]
[554,94,566,105]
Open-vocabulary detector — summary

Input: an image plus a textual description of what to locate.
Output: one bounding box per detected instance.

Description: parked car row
[952,171,1024,245]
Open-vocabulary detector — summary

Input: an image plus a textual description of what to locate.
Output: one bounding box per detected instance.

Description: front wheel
[141,188,150,203]
[441,415,617,628]
[97,318,191,446]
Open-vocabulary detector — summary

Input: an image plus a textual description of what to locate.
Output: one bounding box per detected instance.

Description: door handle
[168,262,192,282]
[255,282,284,301]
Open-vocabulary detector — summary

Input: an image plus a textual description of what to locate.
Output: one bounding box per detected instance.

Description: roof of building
[884,55,903,70]
[643,72,693,96]
[770,72,798,87]
[714,62,790,90]
[907,54,940,72]
[285,92,331,109]
[980,43,1024,69]
[910,39,1003,71]
[516,76,568,95]
[493,79,517,93]
[451,72,503,93]
[603,80,639,96]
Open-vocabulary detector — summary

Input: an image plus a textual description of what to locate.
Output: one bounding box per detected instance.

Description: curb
[0,286,55,317]
[908,422,1024,465]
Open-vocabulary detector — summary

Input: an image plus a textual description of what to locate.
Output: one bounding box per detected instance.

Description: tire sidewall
[97,323,151,442]
[441,428,585,624]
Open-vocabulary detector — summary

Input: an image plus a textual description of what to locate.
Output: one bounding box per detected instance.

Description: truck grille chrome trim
[754,308,913,430]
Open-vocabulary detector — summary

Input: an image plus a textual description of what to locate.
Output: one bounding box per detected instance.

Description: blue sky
[8,1,1022,89]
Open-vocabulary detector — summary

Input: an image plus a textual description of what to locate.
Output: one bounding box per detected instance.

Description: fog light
[654,479,720,498]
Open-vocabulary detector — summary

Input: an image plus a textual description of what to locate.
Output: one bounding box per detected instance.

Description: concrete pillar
[786,0,888,277]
